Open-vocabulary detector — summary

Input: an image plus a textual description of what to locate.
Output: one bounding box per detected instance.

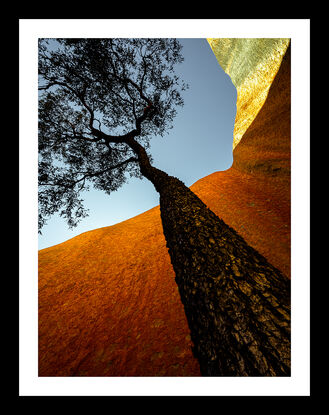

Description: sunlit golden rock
[207,38,290,149]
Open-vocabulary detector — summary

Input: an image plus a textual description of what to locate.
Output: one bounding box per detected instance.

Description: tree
[38,38,291,376]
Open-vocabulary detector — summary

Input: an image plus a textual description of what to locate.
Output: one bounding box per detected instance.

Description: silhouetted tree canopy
[38,38,188,232]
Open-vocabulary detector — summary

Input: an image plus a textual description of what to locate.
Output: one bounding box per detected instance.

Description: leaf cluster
[38,38,187,232]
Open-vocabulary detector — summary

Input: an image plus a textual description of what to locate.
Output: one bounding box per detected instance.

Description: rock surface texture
[207,38,290,149]
[38,42,291,376]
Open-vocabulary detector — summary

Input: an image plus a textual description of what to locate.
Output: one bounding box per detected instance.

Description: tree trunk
[128,138,291,376]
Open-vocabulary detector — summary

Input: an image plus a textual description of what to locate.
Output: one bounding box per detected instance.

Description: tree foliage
[38,38,188,232]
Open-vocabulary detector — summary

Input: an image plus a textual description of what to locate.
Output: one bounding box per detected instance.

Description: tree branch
[39,156,138,190]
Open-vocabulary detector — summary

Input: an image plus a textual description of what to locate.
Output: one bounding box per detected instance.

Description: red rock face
[230,44,291,279]
[38,46,290,376]
[39,206,200,376]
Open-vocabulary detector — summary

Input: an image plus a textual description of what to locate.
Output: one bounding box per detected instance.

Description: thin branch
[38,82,58,90]
[39,156,138,189]
[140,55,149,93]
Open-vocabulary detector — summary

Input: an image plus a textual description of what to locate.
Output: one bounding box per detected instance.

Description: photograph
[19,18,310,397]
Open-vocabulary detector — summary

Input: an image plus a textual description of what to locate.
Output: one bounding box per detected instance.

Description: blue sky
[38,38,237,250]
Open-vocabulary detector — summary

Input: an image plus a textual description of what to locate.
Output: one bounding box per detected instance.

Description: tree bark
[128,138,291,376]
